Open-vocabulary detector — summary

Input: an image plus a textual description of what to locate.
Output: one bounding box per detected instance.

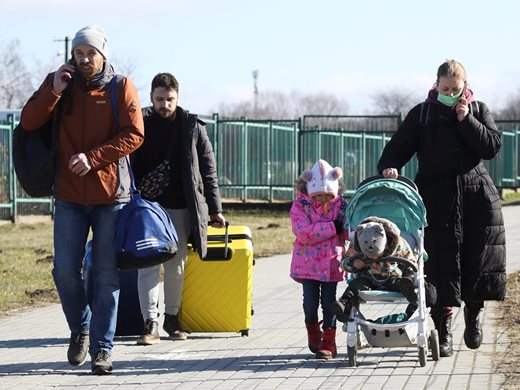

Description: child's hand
[353,259,366,270]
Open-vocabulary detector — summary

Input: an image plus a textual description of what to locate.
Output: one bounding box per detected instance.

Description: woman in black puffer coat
[377,59,506,358]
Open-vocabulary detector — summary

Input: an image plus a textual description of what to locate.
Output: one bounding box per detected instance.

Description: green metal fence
[1,111,519,221]
[207,114,519,200]
[489,120,520,188]
[205,115,299,202]
[299,115,418,195]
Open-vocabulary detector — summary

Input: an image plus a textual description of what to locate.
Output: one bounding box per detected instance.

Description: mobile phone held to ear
[62,72,72,84]
[461,82,468,99]
[62,59,77,82]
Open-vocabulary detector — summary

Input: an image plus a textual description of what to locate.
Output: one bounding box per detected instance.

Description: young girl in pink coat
[290,159,348,359]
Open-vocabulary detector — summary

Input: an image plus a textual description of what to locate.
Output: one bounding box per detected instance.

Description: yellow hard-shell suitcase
[179,223,254,336]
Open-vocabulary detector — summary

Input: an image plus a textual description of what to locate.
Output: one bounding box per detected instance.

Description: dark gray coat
[377,100,506,307]
[132,106,222,259]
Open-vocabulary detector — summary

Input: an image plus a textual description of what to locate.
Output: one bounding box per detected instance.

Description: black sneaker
[163,314,188,340]
[137,319,160,345]
[67,332,89,366]
[91,349,112,375]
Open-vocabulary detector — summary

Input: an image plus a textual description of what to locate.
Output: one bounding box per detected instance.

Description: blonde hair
[436,59,466,83]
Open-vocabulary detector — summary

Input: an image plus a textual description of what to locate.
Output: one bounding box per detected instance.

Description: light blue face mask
[437,90,463,106]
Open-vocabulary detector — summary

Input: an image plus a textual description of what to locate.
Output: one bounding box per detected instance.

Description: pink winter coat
[290,191,349,283]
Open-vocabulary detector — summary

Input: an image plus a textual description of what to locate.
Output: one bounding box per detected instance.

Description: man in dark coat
[131,73,225,345]
[377,60,506,358]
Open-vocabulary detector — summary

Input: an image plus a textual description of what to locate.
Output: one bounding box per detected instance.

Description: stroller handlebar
[356,174,418,192]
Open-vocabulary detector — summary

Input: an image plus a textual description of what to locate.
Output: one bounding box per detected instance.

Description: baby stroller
[343,175,439,367]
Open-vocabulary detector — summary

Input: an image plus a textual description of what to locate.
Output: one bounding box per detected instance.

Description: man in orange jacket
[20,25,144,375]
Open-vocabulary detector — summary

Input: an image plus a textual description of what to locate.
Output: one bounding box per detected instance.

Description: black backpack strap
[109,74,125,132]
[419,102,430,127]
[469,101,479,119]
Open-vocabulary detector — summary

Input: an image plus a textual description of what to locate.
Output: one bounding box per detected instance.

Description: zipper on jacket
[186,114,202,240]
[81,87,87,204]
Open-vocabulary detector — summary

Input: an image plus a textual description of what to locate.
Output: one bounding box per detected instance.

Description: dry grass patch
[0,222,56,314]
[0,207,294,316]
[495,272,520,388]
[224,207,293,258]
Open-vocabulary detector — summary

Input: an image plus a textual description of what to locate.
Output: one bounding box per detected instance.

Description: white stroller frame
[343,175,440,367]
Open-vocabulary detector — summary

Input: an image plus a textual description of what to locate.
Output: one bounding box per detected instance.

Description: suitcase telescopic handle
[223,221,229,259]
[208,221,230,259]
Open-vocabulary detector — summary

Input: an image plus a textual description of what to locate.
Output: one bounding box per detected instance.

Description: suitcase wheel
[240,329,249,337]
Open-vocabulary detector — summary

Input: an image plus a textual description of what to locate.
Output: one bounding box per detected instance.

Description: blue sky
[2,0,519,115]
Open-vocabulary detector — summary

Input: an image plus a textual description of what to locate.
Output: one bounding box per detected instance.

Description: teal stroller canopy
[347,177,427,246]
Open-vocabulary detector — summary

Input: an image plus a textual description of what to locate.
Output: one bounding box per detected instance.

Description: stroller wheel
[429,329,440,361]
[419,346,427,367]
[347,345,357,367]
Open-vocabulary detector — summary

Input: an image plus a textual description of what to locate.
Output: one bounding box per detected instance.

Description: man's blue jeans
[53,199,123,356]
[301,279,338,329]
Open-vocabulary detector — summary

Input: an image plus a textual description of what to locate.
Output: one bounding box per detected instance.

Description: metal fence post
[7,114,16,223]
[243,118,248,202]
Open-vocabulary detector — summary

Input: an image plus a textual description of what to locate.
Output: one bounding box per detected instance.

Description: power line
[54,36,70,63]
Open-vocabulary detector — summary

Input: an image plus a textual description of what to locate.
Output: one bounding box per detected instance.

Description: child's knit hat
[300,159,342,197]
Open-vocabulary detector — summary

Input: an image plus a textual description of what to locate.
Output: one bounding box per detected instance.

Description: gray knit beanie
[71,25,108,59]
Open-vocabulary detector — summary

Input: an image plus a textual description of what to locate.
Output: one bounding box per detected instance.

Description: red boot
[316,327,337,359]
[305,322,322,353]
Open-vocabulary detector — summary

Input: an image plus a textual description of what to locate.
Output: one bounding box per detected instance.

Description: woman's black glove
[333,219,344,235]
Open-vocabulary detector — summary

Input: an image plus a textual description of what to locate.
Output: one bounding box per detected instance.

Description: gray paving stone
[1,205,519,389]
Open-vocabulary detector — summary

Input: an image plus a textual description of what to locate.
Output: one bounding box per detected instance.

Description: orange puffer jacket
[20,69,144,205]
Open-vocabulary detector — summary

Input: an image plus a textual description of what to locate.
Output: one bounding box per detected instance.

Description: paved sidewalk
[0,205,518,389]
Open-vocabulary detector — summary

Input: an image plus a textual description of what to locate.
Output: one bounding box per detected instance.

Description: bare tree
[497,89,520,120]
[370,88,420,115]
[31,56,62,89]
[111,56,148,103]
[292,91,349,117]
[112,56,138,79]
[0,40,34,109]
[255,91,293,118]
[218,91,289,119]
[218,90,349,119]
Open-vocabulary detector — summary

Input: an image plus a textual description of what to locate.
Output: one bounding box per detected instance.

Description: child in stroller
[339,175,440,367]
[331,216,419,322]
